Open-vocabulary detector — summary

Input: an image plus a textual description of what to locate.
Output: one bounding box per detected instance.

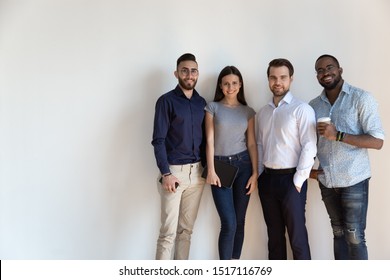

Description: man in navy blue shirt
[152,53,206,260]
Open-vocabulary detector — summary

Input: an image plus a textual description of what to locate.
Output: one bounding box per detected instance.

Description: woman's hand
[245,174,258,195]
[206,171,221,187]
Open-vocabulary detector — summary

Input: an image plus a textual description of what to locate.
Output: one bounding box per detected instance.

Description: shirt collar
[320,81,351,102]
[268,91,293,107]
[174,85,199,99]
[283,91,293,103]
[341,81,352,95]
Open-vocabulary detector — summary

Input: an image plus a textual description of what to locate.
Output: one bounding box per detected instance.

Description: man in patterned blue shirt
[309,54,384,260]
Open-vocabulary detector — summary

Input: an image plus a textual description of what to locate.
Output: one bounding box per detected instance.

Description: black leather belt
[264,167,296,175]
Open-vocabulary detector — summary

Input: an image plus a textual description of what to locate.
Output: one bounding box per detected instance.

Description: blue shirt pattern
[309,82,385,188]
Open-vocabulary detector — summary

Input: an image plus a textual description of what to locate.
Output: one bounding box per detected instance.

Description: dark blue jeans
[211,150,252,260]
[319,179,369,260]
[258,172,311,260]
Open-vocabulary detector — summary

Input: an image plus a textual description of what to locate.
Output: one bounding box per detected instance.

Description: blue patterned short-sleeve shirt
[309,82,385,188]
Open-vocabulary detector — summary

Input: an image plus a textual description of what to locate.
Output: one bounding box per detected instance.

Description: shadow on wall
[100,68,169,259]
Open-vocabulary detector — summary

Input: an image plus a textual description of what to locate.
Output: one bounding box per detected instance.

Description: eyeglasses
[180,68,199,76]
[316,65,336,75]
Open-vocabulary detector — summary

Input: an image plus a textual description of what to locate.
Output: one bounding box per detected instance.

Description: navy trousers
[258,171,311,260]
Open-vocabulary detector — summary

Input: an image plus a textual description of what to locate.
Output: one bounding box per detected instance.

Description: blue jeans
[211,150,252,260]
[319,179,369,260]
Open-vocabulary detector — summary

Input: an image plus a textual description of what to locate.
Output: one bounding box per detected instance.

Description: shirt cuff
[293,173,306,188]
[160,167,171,176]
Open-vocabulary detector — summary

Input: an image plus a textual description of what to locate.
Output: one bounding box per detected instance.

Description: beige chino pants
[155,162,205,260]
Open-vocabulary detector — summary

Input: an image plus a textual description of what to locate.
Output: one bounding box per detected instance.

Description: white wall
[1,0,389,260]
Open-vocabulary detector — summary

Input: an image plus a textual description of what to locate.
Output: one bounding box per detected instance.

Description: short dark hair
[214,66,247,105]
[267,58,294,77]
[177,53,197,67]
[315,54,340,68]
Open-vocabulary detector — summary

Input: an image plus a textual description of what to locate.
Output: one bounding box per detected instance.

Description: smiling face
[175,60,199,91]
[220,74,242,99]
[315,57,343,90]
[268,65,292,99]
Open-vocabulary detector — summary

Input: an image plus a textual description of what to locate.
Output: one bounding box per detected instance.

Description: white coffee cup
[317,117,331,124]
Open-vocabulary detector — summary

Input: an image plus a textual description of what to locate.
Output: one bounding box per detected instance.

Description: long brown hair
[213,66,247,105]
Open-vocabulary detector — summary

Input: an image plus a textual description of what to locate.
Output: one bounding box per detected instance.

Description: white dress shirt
[256,92,317,187]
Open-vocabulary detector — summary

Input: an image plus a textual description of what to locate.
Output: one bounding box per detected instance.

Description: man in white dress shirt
[256,58,317,259]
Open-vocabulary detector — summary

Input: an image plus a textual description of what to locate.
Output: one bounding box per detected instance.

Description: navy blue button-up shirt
[152,85,206,175]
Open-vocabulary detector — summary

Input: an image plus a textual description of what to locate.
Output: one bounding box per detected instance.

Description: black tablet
[202,159,239,188]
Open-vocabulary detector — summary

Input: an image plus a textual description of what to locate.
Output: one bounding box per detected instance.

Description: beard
[320,74,342,90]
[178,76,197,91]
[271,87,289,97]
